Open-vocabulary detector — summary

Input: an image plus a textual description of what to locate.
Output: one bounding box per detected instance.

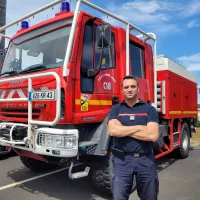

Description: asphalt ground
[0,147,200,200]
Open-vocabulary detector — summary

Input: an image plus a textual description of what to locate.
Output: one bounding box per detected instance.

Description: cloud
[101,0,200,35]
[148,23,180,34]
[179,0,200,18]
[187,20,199,28]
[5,1,62,39]
[177,53,200,71]
[101,0,181,35]
[104,1,170,25]
[123,1,178,14]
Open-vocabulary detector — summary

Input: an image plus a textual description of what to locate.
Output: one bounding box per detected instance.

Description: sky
[3,0,200,103]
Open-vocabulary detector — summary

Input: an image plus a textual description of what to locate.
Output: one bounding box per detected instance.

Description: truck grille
[1,108,40,119]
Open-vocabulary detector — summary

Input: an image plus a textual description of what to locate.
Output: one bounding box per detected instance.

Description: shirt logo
[130,116,135,120]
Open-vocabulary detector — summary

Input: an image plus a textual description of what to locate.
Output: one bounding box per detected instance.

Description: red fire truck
[0,0,198,194]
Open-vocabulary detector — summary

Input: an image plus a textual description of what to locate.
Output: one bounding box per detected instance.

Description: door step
[68,162,90,179]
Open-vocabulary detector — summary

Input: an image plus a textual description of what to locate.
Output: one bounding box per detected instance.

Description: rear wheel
[91,155,136,195]
[177,123,190,159]
[20,156,57,172]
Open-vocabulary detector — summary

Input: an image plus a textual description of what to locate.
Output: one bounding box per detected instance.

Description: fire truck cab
[0,0,198,194]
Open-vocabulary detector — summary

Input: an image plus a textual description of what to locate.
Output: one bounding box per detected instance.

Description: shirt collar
[120,99,145,107]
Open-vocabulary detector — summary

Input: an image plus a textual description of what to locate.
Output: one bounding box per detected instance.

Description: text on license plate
[30,91,55,100]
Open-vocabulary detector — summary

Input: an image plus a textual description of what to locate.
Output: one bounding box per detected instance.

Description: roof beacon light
[61,1,70,12]
[21,21,29,29]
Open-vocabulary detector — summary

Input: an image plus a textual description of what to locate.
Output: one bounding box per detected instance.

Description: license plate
[29,91,55,100]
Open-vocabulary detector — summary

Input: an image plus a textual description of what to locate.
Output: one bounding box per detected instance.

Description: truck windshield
[1,23,71,75]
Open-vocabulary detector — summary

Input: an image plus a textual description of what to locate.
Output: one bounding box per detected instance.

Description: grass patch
[191,128,200,146]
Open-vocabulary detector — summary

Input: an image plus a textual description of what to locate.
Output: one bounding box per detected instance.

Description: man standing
[108,75,159,200]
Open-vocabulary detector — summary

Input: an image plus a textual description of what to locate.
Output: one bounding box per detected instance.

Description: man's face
[121,79,139,100]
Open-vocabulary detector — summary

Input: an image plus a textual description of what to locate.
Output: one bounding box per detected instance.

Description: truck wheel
[20,156,57,172]
[177,123,190,159]
[91,155,136,195]
[0,145,6,156]
[0,145,5,152]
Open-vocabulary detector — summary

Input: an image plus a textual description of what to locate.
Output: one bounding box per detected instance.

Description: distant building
[0,0,6,50]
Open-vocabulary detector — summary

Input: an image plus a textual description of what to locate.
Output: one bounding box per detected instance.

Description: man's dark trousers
[112,154,159,200]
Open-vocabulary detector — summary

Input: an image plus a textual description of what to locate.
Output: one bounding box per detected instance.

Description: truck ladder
[157,81,166,114]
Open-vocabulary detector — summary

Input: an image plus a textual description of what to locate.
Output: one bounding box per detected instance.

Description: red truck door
[74,15,119,124]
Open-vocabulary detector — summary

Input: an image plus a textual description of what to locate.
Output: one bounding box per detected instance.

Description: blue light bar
[61,1,70,12]
[21,21,29,29]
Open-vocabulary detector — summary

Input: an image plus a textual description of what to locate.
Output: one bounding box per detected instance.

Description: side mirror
[83,23,112,79]
[96,23,111,49]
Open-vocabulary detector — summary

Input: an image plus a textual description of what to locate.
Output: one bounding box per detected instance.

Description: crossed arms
[108,119,159,142]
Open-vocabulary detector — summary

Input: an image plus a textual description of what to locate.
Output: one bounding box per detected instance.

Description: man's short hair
[121,75,139,87]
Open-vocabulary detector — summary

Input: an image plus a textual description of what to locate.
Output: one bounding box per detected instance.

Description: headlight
[38,133,77,149]
[56,137,63,146]
[45,136,52,146]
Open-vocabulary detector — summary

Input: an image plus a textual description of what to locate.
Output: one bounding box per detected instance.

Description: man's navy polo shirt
[109,100,158,153]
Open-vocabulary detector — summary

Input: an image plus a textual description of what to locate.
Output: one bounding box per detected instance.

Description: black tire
[0,145,6,152]
[0,145,12,156]
[0,145,6,156]
[91,155,136,195]
[20,156,57,172]
[177,123,190,159]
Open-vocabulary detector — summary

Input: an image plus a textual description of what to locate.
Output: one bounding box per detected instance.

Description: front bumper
[0,123,79,158]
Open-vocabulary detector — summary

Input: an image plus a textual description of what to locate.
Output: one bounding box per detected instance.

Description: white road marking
[0,167,69,191]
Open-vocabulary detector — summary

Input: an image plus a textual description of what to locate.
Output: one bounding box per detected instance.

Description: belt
[124,152,149,158]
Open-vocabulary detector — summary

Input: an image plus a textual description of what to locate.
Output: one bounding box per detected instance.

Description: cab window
[81,22,116,93]
[129,43,144,78]
[81,24,94,93]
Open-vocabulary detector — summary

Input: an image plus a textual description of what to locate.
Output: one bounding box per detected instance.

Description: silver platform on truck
[156,55,197,83]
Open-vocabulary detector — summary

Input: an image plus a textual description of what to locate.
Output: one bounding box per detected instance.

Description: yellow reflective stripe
[169,111,182,114]
[89,100,112,105]
[75,99,112,106]
[75,99,80,104]
[169,111,198,115]
[183,111,198,114]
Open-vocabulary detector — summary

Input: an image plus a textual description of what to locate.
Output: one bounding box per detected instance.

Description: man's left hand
[109,119,122,126]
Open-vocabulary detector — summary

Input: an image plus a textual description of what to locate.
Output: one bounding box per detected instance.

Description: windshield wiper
[18,64,46,74]
[0,70,18,77]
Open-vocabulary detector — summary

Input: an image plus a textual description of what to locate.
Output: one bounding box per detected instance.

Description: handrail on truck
[0,72,61,148]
